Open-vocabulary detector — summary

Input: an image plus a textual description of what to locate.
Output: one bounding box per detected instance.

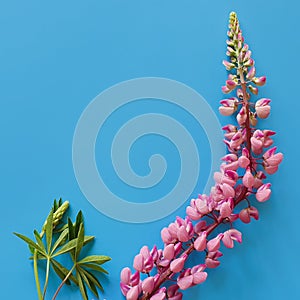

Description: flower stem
[51,265,76,300]
[42,257,51,299]
[33,250,43,300]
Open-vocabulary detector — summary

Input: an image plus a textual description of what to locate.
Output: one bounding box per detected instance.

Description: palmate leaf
[79,267,99,298]
[33,230,46,252]
[50,259,78,286]
[77,272,88,300]
[75,223,85,260]
[80,263,109,274]
[78,255,111,265]
[52,235,94,257]
[50,228,68,255]
[45,209,54,253]
[13,232,46,257]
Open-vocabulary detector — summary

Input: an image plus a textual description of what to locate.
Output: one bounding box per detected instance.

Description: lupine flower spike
[120,12,283,300]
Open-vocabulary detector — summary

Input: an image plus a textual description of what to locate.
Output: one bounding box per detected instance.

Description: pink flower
[237,107,247,125]
[252,76,266,86]
[238,148,250,168]
[150,289,166,300]
[255,98,271,119]
[167,285,183,300]
[263,147,283,174]
[170,254,187,273]
[126,285,140,300]
[253,171,266,189]
[256,183,271,202]
[223,60,235,70]
[205,251,223,268]
[222,229,242,248]
[163,244,175,260]
[242,168,255,189]
[207,233,224,252]
[219,98,238,116]
[142,276,155,294]
[246,66,256,80]
[194,231,207,251]
[239,206,259,223]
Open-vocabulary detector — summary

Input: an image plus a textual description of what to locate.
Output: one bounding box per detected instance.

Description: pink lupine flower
[222,85,231,93]
[142,277,155,294]
[239,206,259,223]
[170,254,187,273]
[161,228,175,245]
[120,13,283,299]
[150,288,166,300]
[229,130,244,150]
[121,267,132,286]
[133,254,144,272]
[214,169,238,186]
[252,76,266,86]
[205,251,223,268]
[207,233,224,252]
[194,220,207,234]
[126,285,140,300]
[133,246,154,273]
[221,153,239,171]
[163,244,175,260]
[177,275,193,290]
[263,147,283,175]
[219,198,233,218]
[194,231,207,251]
[255,98,271,119]
[222,60,235,70]
[246,66,256,80]
[253,171,266,189]
[219,183,235,198]
[222,124,237,140]
[219,98,238,116]
[195,195,211,215]
[237,107,247,125]
[238,148,250,168]
[251,134,264,155]
[177,265,207,290]
[256,183,271,202]
[222,229,242,248]
[167,285,183,300]
[242,168,255,188]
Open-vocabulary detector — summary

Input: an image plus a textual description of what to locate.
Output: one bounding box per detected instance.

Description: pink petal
[177,275,194,290]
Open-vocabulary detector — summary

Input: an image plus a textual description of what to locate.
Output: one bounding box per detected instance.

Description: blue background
[1,1,298,299]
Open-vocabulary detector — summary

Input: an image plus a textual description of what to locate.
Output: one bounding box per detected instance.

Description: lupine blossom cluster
[120,12,283,300]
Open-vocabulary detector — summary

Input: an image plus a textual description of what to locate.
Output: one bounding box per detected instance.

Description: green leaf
[52,238,78,257]
[80,263,109,274]
[78,255,111,265]
[79,267,99,298]
[68,218,75,241]
[83,235,95,246]
[51,259,78,286]
[50,260,71,285]
[53,199,58,211]
[33,230,46,252]
[50,228,68,255]
[74,211,83,236]
[45,209,54,253]
[75,223,84,260]
[14,232,45,255]
[77,272,88,300]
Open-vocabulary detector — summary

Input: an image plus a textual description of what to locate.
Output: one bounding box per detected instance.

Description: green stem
[42,257,51,299]
[51,265,76,300]
[33,250,43,300]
